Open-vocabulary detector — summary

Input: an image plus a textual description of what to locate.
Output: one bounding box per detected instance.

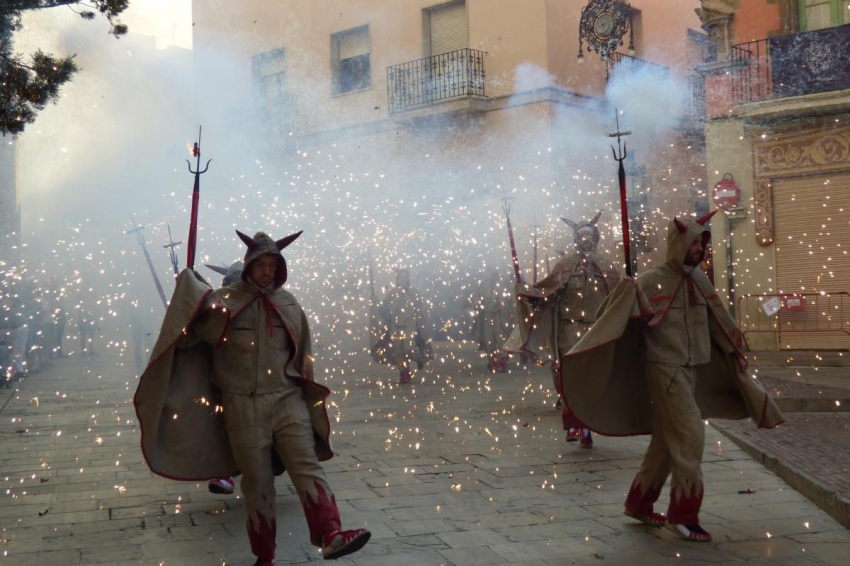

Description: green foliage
[0,1,129,136]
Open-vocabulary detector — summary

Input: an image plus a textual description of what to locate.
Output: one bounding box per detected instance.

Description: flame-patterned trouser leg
[556,321,592,429]
[223,387,341,560]
[483,314,503,357]
[390,326,415,372]
[624,363,705,525]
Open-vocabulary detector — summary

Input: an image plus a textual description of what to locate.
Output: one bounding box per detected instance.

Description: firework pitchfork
[185,126,212,270]
[608,109,633,277]
[163,224,181,276]
[501,190,522,284]
[531,215,540,284]
[126,215,168,309]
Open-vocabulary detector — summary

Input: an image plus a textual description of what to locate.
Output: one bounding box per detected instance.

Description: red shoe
[665,522,712,542]
[579,429,593,449]
[253,559,274,566]
[321,528,371,560]
[398,371,412,384]
[624,509,666,527]
[566,428,580,442]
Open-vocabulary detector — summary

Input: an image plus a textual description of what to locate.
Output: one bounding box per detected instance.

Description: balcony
[387,48,486,113]
[605,52,669,84]
[681,73,706,126]
[732,24,850,105]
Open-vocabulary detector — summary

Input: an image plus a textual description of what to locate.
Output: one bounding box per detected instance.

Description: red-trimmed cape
[559,274,784,436]
[133,268,333,482]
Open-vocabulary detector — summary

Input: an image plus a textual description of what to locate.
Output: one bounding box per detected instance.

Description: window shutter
[256,53,285,78]
[430,1,468,55]
[339,28,370,60]
[773,173,850,349]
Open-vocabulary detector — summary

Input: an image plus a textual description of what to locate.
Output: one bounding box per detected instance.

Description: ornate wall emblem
[578,0,634,63]
[752,124,850,246]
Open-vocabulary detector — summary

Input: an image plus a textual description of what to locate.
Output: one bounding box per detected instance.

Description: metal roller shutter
[430,1,468,55]
[773,173,850,349]
[339,27,370,60]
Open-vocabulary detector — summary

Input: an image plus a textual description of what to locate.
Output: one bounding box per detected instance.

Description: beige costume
[560,213,783,527]
[134,231,344,563]
[373,270,432,383]
[505,212,619,444]
[477,273,509,372]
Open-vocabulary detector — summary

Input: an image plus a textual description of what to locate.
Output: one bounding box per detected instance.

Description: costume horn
[235,230,259,251]
[561,217,579,230]
[205,264,228,276]
[589,209,603,226]
[276,231,303,251]
[696,209,718,226]
[673,217,688,234]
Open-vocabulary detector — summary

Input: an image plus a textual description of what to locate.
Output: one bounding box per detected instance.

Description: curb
[773,397,850,413]
[712,421,850,529]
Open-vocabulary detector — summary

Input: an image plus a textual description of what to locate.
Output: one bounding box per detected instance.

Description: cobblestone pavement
[713,359,850,530]
[1,341,850,565]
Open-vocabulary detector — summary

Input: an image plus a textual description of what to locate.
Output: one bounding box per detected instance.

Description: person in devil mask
[374,268,433,384]
[134,230,370,564]
[202,260,244,497]
[505,210,620,448]
[558,212,783,543]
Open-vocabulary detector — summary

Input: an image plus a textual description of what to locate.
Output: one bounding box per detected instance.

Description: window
[331,25,371,95]
[800,0,850,31]
[686,28,708,67]
[252,48,296,136]
[423,1,468,57]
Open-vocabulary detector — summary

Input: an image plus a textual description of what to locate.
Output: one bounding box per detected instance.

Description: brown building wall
[192,0,711,312]
[735,0,781,42]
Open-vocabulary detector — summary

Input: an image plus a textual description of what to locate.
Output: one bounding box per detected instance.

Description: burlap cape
[503,254,618,364]
[133,268,333,481]
[560,273,784,436]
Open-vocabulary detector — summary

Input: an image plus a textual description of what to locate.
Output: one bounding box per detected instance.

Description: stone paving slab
[712,413,850,529]
[1,341,849,565]
[756,376,850,412]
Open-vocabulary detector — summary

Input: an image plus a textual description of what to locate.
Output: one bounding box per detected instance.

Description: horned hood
[236,230,302,288]
[205,261,244,286]
[664,211,716,272]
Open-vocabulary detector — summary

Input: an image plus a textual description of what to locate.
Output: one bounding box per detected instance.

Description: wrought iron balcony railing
[681,73,706,125]
[605,52,669,84]
[387,48,485,113]
[732,24,850,104]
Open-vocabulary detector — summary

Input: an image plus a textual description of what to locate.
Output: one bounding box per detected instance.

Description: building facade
[698,0,850,351]
[192,1,710,338]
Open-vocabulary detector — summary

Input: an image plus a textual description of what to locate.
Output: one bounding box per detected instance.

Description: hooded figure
[205,260,244,286]
[559,212,783,542]
[372,268,433,384]
[476,271,510,373]
[504,210,620,447]
[134,230,370,564]
[203,260,245,496]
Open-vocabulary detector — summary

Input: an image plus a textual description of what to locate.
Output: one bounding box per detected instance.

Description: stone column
[695,0,739,62]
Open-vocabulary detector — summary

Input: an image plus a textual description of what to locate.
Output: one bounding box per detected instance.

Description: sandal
[665,522,712,542]
[624,509,666,527]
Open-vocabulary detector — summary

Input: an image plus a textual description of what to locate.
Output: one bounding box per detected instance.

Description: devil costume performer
[372,268,433,384]
[134,230,369,564]
[504,210,620,447]
[477,272,509,373]
[559,212,783,541]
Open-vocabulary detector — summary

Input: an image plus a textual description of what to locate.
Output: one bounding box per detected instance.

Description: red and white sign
[712,173,740,211]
